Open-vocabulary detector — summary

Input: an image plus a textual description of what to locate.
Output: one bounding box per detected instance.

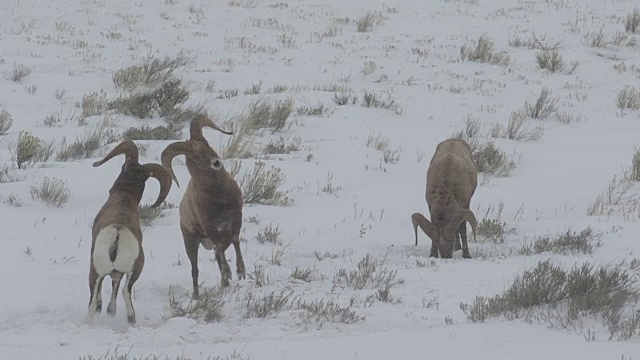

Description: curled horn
[93,140,139,167]
[141,163,172,208]
[160,141,193,187]
[190,114,233,141]
[445,209,478,242]
[411,212,439,246]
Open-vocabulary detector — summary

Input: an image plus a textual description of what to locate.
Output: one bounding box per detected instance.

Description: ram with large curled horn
[161,115,245,298]
[86,140,172,326]
[411,139,478,259]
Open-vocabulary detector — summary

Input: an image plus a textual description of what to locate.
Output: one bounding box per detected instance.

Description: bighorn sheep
[411,138,478,259]
[86,140,172,326]
[160,115,245,298]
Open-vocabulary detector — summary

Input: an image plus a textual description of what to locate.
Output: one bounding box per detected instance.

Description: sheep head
[161,115,233,187]
[411,209,477,258]
[93,140,172,208]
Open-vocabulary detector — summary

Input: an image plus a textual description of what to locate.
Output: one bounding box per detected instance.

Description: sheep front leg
[214,244,232,287]
[459,223,471,259]
[429,241,439,258]
[181,224,200,300]
[232,234,246,280]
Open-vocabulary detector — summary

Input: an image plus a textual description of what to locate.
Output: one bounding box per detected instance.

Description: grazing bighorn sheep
[411,138,478,259]
[161,115,245,298]
[86,140,172,326]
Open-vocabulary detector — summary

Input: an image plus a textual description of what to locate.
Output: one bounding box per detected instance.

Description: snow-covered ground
[1,0,639,359]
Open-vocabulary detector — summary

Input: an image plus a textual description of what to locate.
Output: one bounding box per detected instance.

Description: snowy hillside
[1,0,640,359]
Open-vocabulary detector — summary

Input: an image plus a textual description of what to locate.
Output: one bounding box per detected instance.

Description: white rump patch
[93,225,140,276]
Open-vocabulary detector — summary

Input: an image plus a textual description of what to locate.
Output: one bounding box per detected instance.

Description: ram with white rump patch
[411,138,478,259]
[86,140,172,326]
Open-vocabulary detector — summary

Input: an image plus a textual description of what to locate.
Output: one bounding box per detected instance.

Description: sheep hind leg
[86,271,105,325]
[214,245,232,287]
[232,234,246,280]
[95,276,105,313]
[106,271,123,317]
[459,223,471,259]
[122,270,140,326]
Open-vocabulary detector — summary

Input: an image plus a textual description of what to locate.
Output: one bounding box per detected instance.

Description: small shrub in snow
[121,124,182,141]
[333,253,404,290]
[365,132,390,151]
[217,88,240,100]
[139,202,175,227]
[581,29,607,48]
[240,98,294,133]
[362,61,377,75]
[297,102,326,116]
[616,86,640,111]
[630,148,640,181]
[80,90,109,117]
[476,218,510,243]
[556,111,584,124]
[0,164,24,183]
[255,222,282,244]
[362,91,402,115]
[314,251,338,261]
[30,177,71,207]
[331,87,355,106]
[586,175,635,216]
[473,142,516,177]
[112,53,190,90]
[356,12,380,32]
[535,50,565,73]
[382,147,401,164]
[460,35,510,65]
[242,289,294,318]
[503,112,544,141]
[222,120,254,159]
[11,131,55,169]
[79,347,251,360]
[520,87,559,120]
[263,136,301,155]
[0,109,13,135]
[108,79,190,119]
[2,194,23,207]
[625,8,640,33]
[57,118,118,161]
[295,298,363,324]
[508,33,561,50]
[244,81,262,95]
[164,286,225,323]
[459,259,640,340]
[248,265,270,287]
[5,63,31,82]
[241,161,292,205]
[519,227,602,256]
[290,267,315,282]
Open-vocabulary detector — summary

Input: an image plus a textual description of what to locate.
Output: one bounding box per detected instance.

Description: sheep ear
[445,209,477,241]
[412,213,439,246]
